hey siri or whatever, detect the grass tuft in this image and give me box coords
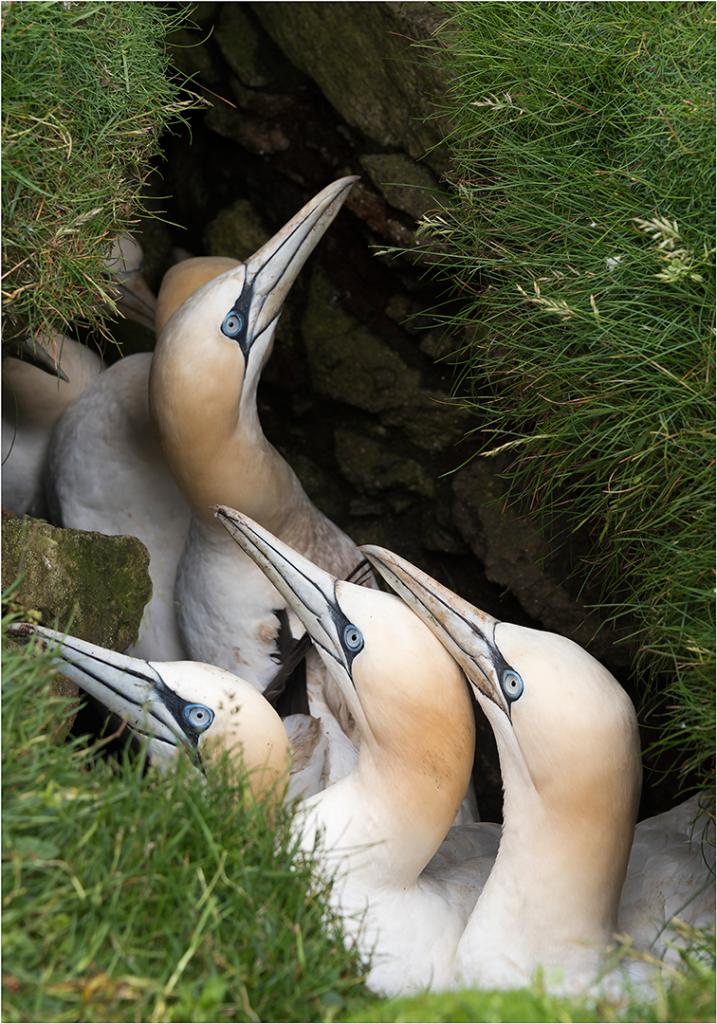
[2,2,198,345]
[417,2,715,788]
[2,614,369,1022]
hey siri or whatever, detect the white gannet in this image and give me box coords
[106,233,158,332]
[2,333,104,516]
[8,622,290,803]
[3,233,156,517]
[46,257,243,662]
[49,178,374,786]
[363,545,715,994]
[214,506,486,996]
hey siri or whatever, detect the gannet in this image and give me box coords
[106,233,158,332]
[214,507,486,996]
[363,545,715,994]
[2,334,104,516]
[49,178,374,786]
[47,257,242,661]
[3,233,155,517]
[8,622,290,803]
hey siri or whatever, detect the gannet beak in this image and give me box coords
[7,624,193,762]
[111,276,157,332]
[9,334,70,382]
[213,506,352,676]
[240,176,357,344]
[106,233,156,332]
[362,546,511,717]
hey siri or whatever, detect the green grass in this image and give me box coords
[416,2,715,788]
[4,613,714,1022]
[2,1,196,346]
[350,962,717,1023]
[2,617,370,1022]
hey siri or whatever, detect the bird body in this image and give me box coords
[47,352,190,660]
[3,335,104,516]
[619,793,715,957]
[363,546,715,996]
[215,508,480,995]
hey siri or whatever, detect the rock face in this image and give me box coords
[126,2,641,816]
[2,516,151,652]
[252,3,449,169]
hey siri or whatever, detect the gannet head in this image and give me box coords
[214,507,476,854]
[154,257,240,336]
[149,177,357,520]
[9,623,289,801]
[362,547,642,830]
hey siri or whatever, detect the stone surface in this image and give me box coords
[214,3,277,88]
[252,2,450,170]
[205,198,268,260]
[2,516,151,652]
[452,459,631,667]
[335,429,434,499]
[303,268,419,413]
[384,390,473,453]
[360,153,439,220]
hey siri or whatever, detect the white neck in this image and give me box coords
[456,738,633,990]
[301,737,465,890]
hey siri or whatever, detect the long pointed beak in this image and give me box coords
[242,176,357,342]
[213,506,351,673]
[106,233,157,332]
[8,624,187,759]
[361,546,510,716]
[9,333,70,382]
[111,275,157,332]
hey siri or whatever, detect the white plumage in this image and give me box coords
[364,545,715,995]
[47,179,373,788]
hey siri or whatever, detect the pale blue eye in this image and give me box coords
[221,311,244,338]
[501,669,524,702]
[183,703,214,732]
[343,624,364,653]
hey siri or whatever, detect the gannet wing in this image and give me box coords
[619,794,715,956]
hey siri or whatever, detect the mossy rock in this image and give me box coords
[205,199,268,261]
[253,2,450,170]
[2,516,151,652]
[303,269,419,413]
[214,4,298,89]
[335,429,434,499]
[360,154,439,220]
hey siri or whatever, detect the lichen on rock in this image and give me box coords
[360,153,439,220]
[303,269,419,413]
[2,516,151,652]
[253,2,449,169]
[335,429,434,499]
[205,199,268,261]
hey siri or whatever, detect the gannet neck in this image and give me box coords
[458,689,639,987]
[308,631,475,888]
[150,321,304,531]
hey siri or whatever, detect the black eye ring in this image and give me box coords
[221,311,244,339]
[500,669,524,702]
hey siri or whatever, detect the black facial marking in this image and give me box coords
[48,640,206,768]
[377,566,519,719]
[223,281,255,360]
